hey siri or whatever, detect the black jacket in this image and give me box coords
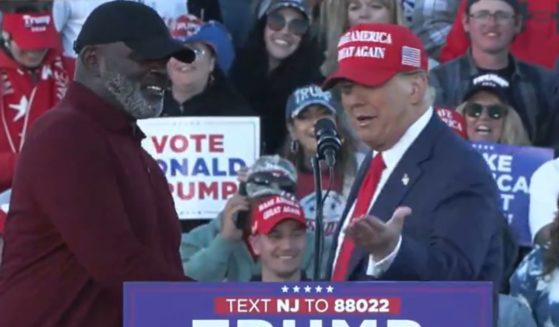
[162,69,255,118]
[230,18,324,155]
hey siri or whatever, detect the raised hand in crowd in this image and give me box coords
[237,167,250,183]
[220,194,250,241]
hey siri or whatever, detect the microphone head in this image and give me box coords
[314,118,342,166]
[314,118,337,139]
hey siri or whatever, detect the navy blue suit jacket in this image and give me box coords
[328,114,503,287]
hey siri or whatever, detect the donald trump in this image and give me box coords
[323,23,503,294]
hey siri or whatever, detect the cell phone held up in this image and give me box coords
[234,182,250,230]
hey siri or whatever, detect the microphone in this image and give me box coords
[314,118,342,168]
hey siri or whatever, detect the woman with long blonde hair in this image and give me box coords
[456,74,531,146]
[319,0,405,77]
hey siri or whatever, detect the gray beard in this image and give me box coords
[103,72,163,119]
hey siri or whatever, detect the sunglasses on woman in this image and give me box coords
[464,103,507,120]
[266,12,309,36]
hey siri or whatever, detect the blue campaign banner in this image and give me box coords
[472,142,553,246]
[123,282,493,327]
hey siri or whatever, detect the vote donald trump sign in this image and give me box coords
[138,117,260,219]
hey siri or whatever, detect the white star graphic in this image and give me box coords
[292,286,300,293]
[9,95,29,122]
[41,65,53,80]
[315,286,323,293]
[304,285,312,293]
[326,285,334,293]
[281,285,289,293]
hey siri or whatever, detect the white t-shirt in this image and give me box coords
[135,0,189,30]
[52,0,116,58]
[529,158,559,241]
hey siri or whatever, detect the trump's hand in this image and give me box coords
[345,207,412,260]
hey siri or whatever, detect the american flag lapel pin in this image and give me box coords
[402,173,409,186]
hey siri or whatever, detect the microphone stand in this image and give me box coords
[312,155,324,281]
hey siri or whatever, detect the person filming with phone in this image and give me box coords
[180,155,317,281]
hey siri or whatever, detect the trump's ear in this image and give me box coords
[404,72,428,105]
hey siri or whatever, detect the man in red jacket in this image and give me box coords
[0,10,69,193]
[0,2,196,327]
[440,0,559,69]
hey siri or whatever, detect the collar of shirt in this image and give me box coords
[376,107,433,171]
[64,81,145,141]
[465,49,525,80]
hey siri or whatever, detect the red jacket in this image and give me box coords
[0,49,69,192]
[440,0,559,68]
[0,82,190,327]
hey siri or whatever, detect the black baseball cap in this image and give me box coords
[266,0,311,20]
[462,73,510,104]
[74,1,195,63]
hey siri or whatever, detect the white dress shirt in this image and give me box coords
[529,158,559,242]
[332,107,433,278]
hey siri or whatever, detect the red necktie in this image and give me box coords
[332,153,385,281]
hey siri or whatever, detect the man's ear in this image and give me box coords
[79,45,102,77]
[406,72,428,105]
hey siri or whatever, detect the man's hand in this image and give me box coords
[220,194,250,241]
[345,207,412,260]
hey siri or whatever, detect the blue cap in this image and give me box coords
[286,84,339,121]
[171,15,235,74]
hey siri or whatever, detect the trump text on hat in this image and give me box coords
[294,86,331,105]
[23,15,51,32]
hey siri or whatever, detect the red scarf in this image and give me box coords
[0,49,69,191]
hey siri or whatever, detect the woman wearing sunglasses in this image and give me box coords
[456,73,530,145]
[230,0,323,155]
[163,15,255,120]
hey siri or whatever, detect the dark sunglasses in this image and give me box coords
[266,12,309,36]
[464,103,507,120]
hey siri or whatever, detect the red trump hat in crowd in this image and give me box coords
[2,12,61,51]
[435,107,468,139]
[323,23,428,89]
[251,195,306,235]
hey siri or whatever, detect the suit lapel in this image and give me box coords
[346,115,446,278]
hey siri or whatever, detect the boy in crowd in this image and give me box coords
[181,155,318,281]
[249,194,309,282]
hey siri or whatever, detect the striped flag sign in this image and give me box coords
[401,46,421,67]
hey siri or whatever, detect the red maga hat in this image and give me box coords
[2,12,61,51]
[323,23,428,89]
